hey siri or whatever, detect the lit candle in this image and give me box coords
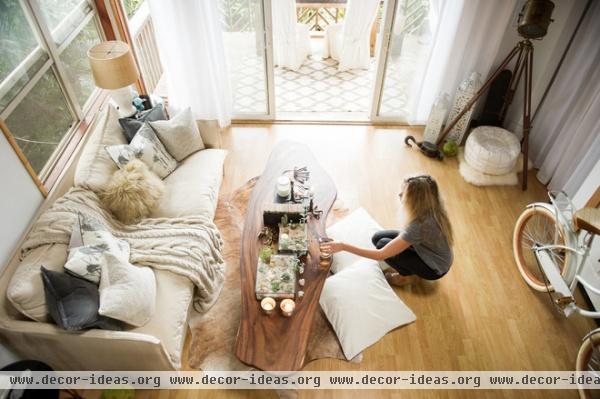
[280,299,295,317]
[261,297,276,316]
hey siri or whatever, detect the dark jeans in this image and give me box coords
[371,230,443,280]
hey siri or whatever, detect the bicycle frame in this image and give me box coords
[534,227,598,318]
[529,191,600,318]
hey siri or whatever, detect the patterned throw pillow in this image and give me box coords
[118,104,167,143]
[64,214,130,284]
[105,123,177,179]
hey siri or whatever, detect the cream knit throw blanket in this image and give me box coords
[21,187,225,313]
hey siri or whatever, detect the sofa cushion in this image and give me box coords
[105,124,178,179]
[7,244,68,322]
[134,269,194,368]
[119,104,167,143]
[152,149,227,220]
[98,253,156,327]
[74,104,126,193]
[150,108,205,161]
[41,267,123,331]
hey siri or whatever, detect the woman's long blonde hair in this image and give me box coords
[402,174,453,246]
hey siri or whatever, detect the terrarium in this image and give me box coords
[255,254,300,300]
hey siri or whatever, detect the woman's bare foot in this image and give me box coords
[384,270,417,287]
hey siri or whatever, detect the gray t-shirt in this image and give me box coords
[401,216,453,275]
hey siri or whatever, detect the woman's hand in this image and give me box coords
[320,241,345,254]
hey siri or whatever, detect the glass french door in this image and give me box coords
[220,0,274,119]
[370,0,438,122]
[222,0,435,122]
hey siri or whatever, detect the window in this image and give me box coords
[122,0,146,19]
[0,0,103,179]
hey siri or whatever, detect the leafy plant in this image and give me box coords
[259,246,272,264]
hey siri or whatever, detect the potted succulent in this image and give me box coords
[259,246,272,264]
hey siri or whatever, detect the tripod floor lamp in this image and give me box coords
[436,0,555,190]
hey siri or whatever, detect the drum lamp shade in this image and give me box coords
[88,41,139,90]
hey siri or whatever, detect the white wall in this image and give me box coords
[491,0,588,135]
[0,134,44,267]
[0,132,44,367]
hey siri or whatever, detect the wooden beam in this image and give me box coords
[585,186,600,208]
[0,119,48,198]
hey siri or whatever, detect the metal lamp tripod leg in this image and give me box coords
[435,40,534,191]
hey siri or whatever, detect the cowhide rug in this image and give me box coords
[188,177,360,372]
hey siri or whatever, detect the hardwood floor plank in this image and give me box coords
[142,123,593,399]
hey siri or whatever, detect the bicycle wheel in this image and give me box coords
[576,330,600,399]
[513,204,571,292]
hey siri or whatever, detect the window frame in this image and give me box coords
[0,0,106,192]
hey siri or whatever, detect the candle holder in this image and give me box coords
[280,299,295,317]
[260,297,276,316]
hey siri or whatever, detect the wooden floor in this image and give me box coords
[103,124,597,398]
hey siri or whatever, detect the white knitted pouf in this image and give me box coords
[464,126,521,175]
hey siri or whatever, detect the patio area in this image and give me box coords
[231,34,425,116]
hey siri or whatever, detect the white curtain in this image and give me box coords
[272,0,310,70]
[407,0,517,123]
[530,0,600,196]
[338,0,380,71]
[148,0,232,127]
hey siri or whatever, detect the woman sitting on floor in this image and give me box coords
[320,174,454,286]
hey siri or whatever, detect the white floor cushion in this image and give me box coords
[319,259,416,360]
[326,207,385,273]
[464,126,521,175]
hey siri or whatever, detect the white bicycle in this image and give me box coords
[512,191,599,317]
[513,191,600,399]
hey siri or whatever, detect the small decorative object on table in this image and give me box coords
[423,92,450,144]
[255,254,299,300]
[278,219,308,253]
[263,203,306,225]
[260,297,276,316]
[446,72,482,144]
[259,246,272,264]
[280,299,295,317]
[276,176,291,199]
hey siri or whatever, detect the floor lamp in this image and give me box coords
[436,0,555,191]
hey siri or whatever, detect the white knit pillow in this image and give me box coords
[98,253,156,327]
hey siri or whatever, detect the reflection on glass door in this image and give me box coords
[371,0,438,122]
[220,0,274,118]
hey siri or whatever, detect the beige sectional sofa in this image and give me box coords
[0,105,227,370]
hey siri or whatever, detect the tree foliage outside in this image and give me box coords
[122,0,145,19]
[1,0,100,175]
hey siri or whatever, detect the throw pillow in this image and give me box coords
[100,159,165,224]
[119,104,167,143]
[105,123,177,179]
[149,107,205,161]
[326,207,387,273]
[319,258,416,360]
[64,214,130,284]
[74,104,127,193]
[98,252,156,327]
[41,266,124,331]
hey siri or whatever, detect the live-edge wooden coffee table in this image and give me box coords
[235,141,337,371]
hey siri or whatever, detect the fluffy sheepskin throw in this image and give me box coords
[100,159,165,223]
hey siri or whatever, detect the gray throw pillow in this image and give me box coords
[105,124,177,179]
[41,266,123,331]
[118,104,167,143]
[149,107,205,161]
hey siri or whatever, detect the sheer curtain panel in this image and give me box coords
[148,0,232,127]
